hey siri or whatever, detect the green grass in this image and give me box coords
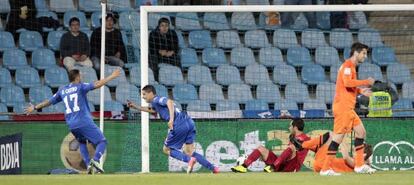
[1,171,414,185]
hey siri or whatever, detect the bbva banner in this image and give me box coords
[0,133,22,174]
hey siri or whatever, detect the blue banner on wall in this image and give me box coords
[242,110,328,119]
[0,133,22,175]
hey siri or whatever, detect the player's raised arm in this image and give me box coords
[127,100,156,114]
[166,99,175,130]
[24,100,52,115]
[93,68,121,89]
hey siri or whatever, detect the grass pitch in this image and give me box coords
[1,171,413,185]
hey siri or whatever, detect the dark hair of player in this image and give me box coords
[68,69,80,82]
[350,42,369,56]
[364,144,373,161]
[142,85,157,95]
[291,118,305,131]
[69,17,80,25]
[158,17,170,26]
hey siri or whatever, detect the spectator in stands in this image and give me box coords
[160,0,221,5]
[90,13,126,72]
[60,17,93,71]
[149,18,180,81]
[281,0,317,28]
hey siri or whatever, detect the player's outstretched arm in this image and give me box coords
[167,99,175,130]
[94,68,121,89]
[126,100,156,113]
[343,75,375,88]
[24,100,52,115]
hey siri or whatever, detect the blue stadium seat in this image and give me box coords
[244,30,271,48]
[285,83,310,103]
[228,84,253,103]
[47,31,66,51]
[202,48,227,67]
[91,11,102,29]
[216,31,242,49]
[0,68,12,88]
[129,66,157,86]
[329,28,353,49]
[3,49,29,70]
[136,0,158,6]
[216,101,240,111]
[175,13,202,31]
[29,86,53,104]
[187,100,211,112]
[63,11,90,31]
[358,63,384,82]
[180,48,198,68]
[75,67,98,84]
[273,64,300,85]
[0,31,16,51]
[44,67,69,88]
[291,13,309,30]
[187,65,214,86]
[49,0,76,13]
[392,99,413,117]
[0,85,25,107]
[358,28,384,47]
[119,11,140,31]
[230,47,255,67]
[301,64,327,85]
[349,11,368,30]
[403,82,414,101]
[173,84,198,103]
[13,102,29,113]
[246,0,270,5]
[19,31,44,52]
[372,46,398,66]
[115,83,140,105]
[0,0,11,13]
[259,47,284,67]
[231,12,257,31]
[104,101,124,112]
[303,99,327,110]
[203,13,230,31]
[330,63,341,82]
[246,100,269,111]
[32,49,57,70]
[274,100,298,110]
[273,29,299,49]
[0,18,3,31]
[79,0,101,12]
[315,46,341,67]
[153,84,168,98]
[216,64,243,86]
[301,29,328,49]
[316,82,335,104]
[316,12,330,30]
[223,0,241,4]
[0,103,9,120]
[159,65,184,86]
[257,84,281,103]
[104,65,127,87]
[148,13,172,30]
[188,30,213,49]
[245,63,271,85]
[131,31,140,49]
[15,67,41,88]
[107,0,133,12]
[387,63,412,84]
[87,86,112,105]
[176,30,186,48]
[199,84,225,103]
[287,47,312,67]
[42,102,66,113]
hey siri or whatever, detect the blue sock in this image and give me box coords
[192,152,215,171]
[79,142,90,166]
[93,140,107,162]
[170,148,190,163]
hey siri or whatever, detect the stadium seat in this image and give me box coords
[392,99,413,117]
[13,102,29,113]
[0,103,9,120]
[216,64,243,86]
[231,12,257,31]
[358,63,384,82]
[79,0,101,12]
[175,13,202,31]
[245,63,272,85]
[0,18,3,31]
[223,0,241,5]
[273,29,299,49]
[301,29,328,49]
[180,48,198,68]
[0,85,25,107]
[131,31,140,49]
[19,31,44,52]
[203,13,230,31]
[159,65,185,86]
[3,49,29,70]
[285,83,310,103]
[44,67,69,88]
[387,63,412,84]
[286,47,312,67]
[49,0,76,13]
[107,0,133,12]
[216,101,240,111]
[75,67,98,84]
[202,48,227,67]
[256,84,281,103]
[15,67,41,88]
[104,65,127,87]
[87,86,112,105]
[188,30,213,49]
[115,83,140,105]
[358,28,384,47]
[274,100,298,110]
[372,46,398,66]
[301,64,327,85]
[153,84,168,98]
[47,31,66,51]
[129,66,157,86]
[63,11,90,31]
[29,86,53,104]
[349,11,368,30]
[316,12,330,30]
[0,31,16,51]
[329,28,353,49]
[273,64,300,85]
[246,0,269,5]
[316,82,335,104]
[32,49,57,70]
[42,102,66,113]
[119,11,140,31]
[187,65,214,86]
[187,100,211,112]
[216,30,242,49]
[291,13,309,30]
[315,46,341,67]
[136,0,158,6]
[91,11,102,29]
[104,101,124,112]
[172,84,198,103]
[230,47,255,67]
[303,99,327,110]
[34,0,48,11]
[199,84,225,103]
[402,82,414,101]
[259,47,284,67]
[176,30,186,48]
[330,63,341,82]
[0,68,12,88]
[245,100,269,111]
[244,30,271,49]
[228,84,253,103]
[148,13,172,30]
[0,0,11,13]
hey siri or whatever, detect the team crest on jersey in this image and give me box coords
[344,68,352,75]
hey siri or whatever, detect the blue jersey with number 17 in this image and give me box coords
[48,83,95,129]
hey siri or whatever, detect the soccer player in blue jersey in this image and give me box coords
[127,85,219,174]
[25,68,121,174]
